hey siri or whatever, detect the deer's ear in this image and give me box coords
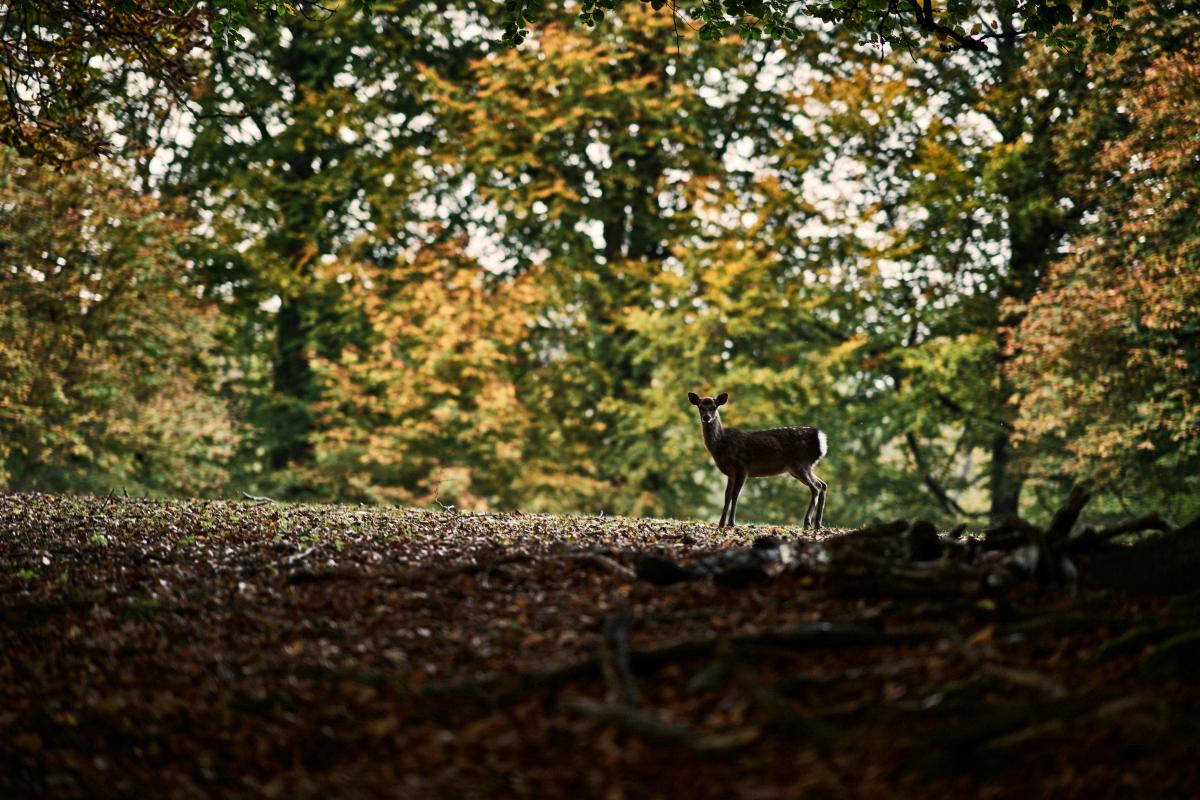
[715,393,728,406]
[688,392,701,406]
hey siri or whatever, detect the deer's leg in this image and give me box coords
[727,470,747,527]
[812,472,828,529]
[792,469,820,529]
[719,474,734,527]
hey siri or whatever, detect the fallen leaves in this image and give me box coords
[1,492,1198,798]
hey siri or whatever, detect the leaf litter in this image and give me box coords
[1,492,1198,798]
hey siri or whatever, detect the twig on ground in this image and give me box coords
[979,663,1068,698]
[430,475,456,513]
[564,551,637,581]
[284,546,316,566]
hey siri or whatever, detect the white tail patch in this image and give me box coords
[816,430,828,462]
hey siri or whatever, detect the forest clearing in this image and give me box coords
[3,492,1197,798]
[4,0,1199,796]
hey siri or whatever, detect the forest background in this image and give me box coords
[2,0,1197,527]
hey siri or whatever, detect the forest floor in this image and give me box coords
[1,492,1198,799]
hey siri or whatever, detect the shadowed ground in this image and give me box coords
[2,493,1197,798]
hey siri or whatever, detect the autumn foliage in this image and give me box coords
[1,2,1197,526]
[0,152,238,495]
[1010,23,1200,502]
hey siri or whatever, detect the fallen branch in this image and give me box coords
[843,519,910,539]
[934,696,1100,750]
[821,551,985,598]
[561,696,759,752]
[405,622,936,710]
[287,566,366,585]
[981,694,1160,753]
[1046,484,1092,544]
[999,611,1129,639]
[1060,512,1171,555]
[284,546,316,566]
[563,551,637,581]
[392,553,535,584]
[287,549,637,588]
[1090,513,1200,596]
[771,659,925,695]
[723,651,841,744]
[287,554,534,586]
[1090,624,1193,664]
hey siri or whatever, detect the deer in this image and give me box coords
[688,392,828,529]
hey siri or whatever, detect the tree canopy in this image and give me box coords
[2,0,1134,162]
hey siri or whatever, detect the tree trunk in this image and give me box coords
[269,295,314,469]
[989,425,1021,524]
[265,23,330,471]
[982,24,1086,523]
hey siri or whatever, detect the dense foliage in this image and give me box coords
[1,0,1196,526]
[1009,6,1200,517]
[0,151,237,494]
[1,1,1133,162]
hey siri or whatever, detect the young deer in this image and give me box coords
[688,391,828,529]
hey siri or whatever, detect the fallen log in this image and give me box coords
[820,551,986,598]
[1059,512,1171,555]
[1089,513,1200,596]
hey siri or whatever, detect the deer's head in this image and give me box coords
[688,391,728,425]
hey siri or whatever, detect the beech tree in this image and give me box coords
[169,3,486,486]
[1010,5,1200,517]
[0,148,237,494]
[317,9,785,515]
